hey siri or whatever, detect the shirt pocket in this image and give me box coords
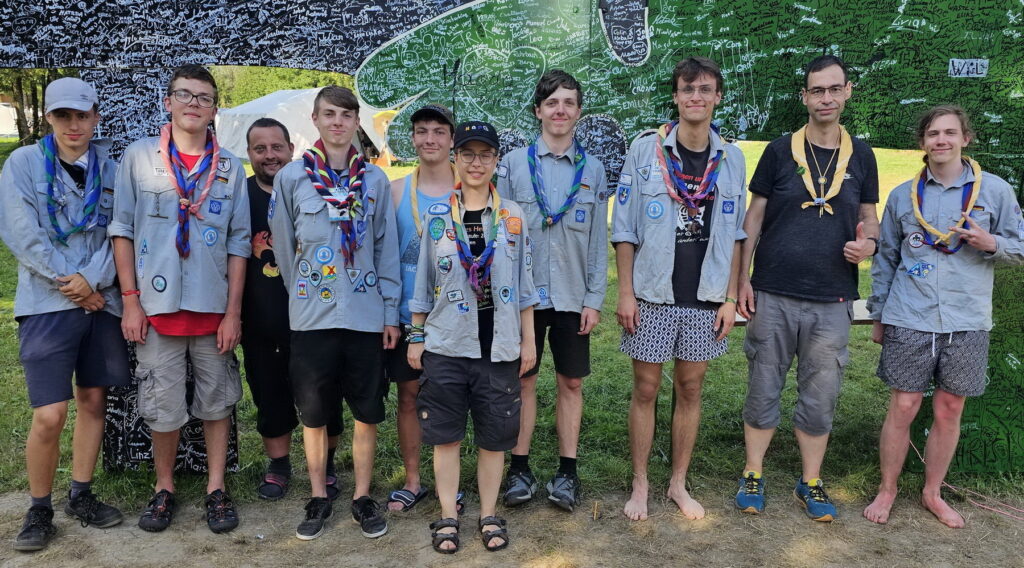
[200,186,232,231]
[567,190,595,232]
[295,195,332,245]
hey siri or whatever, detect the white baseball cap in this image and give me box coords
[44,77,98,114]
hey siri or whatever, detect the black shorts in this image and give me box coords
[289,329,387,427]
[18,309,131,408]
[384,327,421,383]
[417,351,521,451]
[522,309,591,378]
[242,327,341,438]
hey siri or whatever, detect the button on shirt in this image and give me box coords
[497,138,609,313]
[269,159,400,332]
[611,125,747,304]
[108,138,251,316]
[868,166,1024,332]
[0,141,121,317]
[409,193,539,362]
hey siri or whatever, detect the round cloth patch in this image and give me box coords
[647,201,665,220]
[908,232,925,248]
[315,246,334,264]
[318,286,335,303]
[152,275,167,293]
[438,256,452,274]
[365,271,378,287]
[202,227,218,246]
[298,259,312,277]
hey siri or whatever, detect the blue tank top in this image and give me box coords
[397,175,450,323]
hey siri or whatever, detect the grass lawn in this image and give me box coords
[0,142,1019,512]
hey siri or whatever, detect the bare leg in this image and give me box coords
[352,420,377,499]
[921,389,966,528]
[70,387,107,484]
[667,360,707,520]
[742,423,776,474]
[510,374,538,456]
[478,448,507,548]
[387,381,422,511]
[303,425,328,498]
[26,402,69,498]
[624,359,662,521]
[555,373,583,459]
[262,433,292,460]
[432,442,460,551]
[864,389,922,524]
[151,429,180,494]
[203,417,230,493]
[794,428,829,482]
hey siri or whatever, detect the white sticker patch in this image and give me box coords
[619,173,632,186]
[496,164,508,178]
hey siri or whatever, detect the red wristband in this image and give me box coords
[121,289,141,297]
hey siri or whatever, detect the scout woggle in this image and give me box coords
[39,133,102,245]
[527,140,586,227]
[160,124,220,258]
[791,124,852,217]
[655,121,724,210]
[303,140,374,267]
[409,162,459,236]
[450,183,501,299]
[911,157,983,254]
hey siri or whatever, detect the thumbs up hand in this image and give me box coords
[843,221,875,264]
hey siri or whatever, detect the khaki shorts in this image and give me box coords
[135,331,242,432]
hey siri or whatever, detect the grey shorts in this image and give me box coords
[135,331,243,432]
[18,309,131,408]
[877,325,989,397]
[620,300,727,363]
[742,291,852,436]
[417,351,521,451]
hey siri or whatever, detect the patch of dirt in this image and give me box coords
[0,489,1021,567]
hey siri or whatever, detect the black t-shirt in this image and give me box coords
[748,134,879,302]
[464,209,494,355]
[60,159,86,188]
[671,141,719,310]
[241,176,290,340]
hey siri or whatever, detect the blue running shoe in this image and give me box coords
[735,471,766,514]
[794,478,837,521]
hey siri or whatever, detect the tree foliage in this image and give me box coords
[210,66,354,108]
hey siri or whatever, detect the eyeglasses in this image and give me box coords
[676,85,717,97]
[456,149,497,165]
[805,85,846,99]
[169,89,216,108]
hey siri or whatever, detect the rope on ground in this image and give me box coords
[909,440,1024,522]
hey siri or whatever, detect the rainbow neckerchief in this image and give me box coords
[159,124,220,258]
[39,134,102,245]
[303,140,374,267]
[655,122,724,209]
[450,183,501,299]
[527,139,586,227]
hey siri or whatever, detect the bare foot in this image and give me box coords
[434,525,457,551]
[623,476,649,521]
[922,494,965,528]
[863,490,897,524]
[667,482,705,520]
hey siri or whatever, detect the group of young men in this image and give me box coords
[3,53,1021,553]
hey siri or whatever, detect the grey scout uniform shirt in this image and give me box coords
[497,138,609,313]
[0,141,122,318]
[270,159,400,332]
[868,165,1024,333]
[410,193,539,362]
[611,124,747,304]
[108,137,251,316]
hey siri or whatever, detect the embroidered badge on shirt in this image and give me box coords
[365,271,378,287]
[575,209,586,223]
[497,164,508,178]
[315,246,334,264]
[438,256,453,274]
[525,253,533,267]
[140,240,149,255]
[153,166,169,177]
[538,286,549,302]
[347,267,361,283]
[322,265,337,281]
[318,286,335,303]
[297,279,309,298]
[722,200,735,214]
[268,190,276,219]
[434,285,441,299]
[447,289,464,302]
[637,165,651,181]
[136,257,144,279]
[457,301,470,313]
[152,275,167,293]
[353,278,367,293]
[97,214,109,227]
[647,201,664,219]
[445,228,456,241]
[309,271,322,286]
[617,184,631,205]
[217,157,230,172]
[499,286,512,304]
[506,217,522,235]
[427,203,451,215]
[907,262,935,278]
[203,227,218,246]
[429,217,446,240]
[216,175,229,184]
[298,259,312,277]
[208,200,222,215]
[908,232,925,248]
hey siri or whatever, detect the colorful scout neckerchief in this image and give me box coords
[159,124,220,258]
[450,183,502,299]
[911,157,983,254]
[655,121,724,210]
[303,140,374,267]
[39,134,102,245]
[409,162,459,236]
[527,139,586,227]
[791,124,852,217]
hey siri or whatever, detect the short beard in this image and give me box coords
[254,170,276,187]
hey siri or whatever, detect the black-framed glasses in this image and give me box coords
[456,149,497,165]
[169,89,216,108]
[805,85,845,99]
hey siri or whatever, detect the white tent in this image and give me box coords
[0,103,18,138]
[215,88,388,161]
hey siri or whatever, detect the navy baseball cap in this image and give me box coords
[410,103,456,130]
[454,120,499,150]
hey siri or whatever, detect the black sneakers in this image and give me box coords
[296,497,333,540]
[205,489,240,533]
[13,506,57,552]
[65,490,124,528]
[546,472,582,512]
[351,496,388,538]
[502,469,538,507]
[138,489,176,532]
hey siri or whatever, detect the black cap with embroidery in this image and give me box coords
[453,120,499,150]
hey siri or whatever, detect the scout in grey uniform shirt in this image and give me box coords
[0,140,122,318]
[611,124,747,303]
[496,137,608,312]
[108,138,251,313]
[409,194,539,362]
[269,160,400,332]
[869,167,1024,332]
